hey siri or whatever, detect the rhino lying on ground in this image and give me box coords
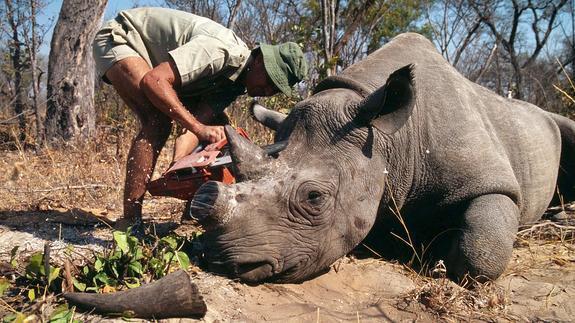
[65,32,575,318]
[193,32,575,283]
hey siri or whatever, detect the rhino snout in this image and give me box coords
[190,181,237,228]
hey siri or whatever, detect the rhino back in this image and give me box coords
[316,33,449,95]
[403,62,560,225]
[312,32,560,225]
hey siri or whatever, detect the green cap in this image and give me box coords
[259,42,307,95]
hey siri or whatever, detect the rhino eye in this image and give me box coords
[307,191,324,205]
[290,180,334,223]
[300,186,330,213]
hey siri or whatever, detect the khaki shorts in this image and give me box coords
[92,19,144,83]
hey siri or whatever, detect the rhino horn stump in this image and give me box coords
[64,270,207,319]
[225,125,270,181]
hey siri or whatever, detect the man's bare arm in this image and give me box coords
[139,60,224,143]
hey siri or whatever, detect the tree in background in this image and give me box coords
[0,0,571,152]
[27,0,44,144]
[165,0,226,21]
[470,0,569,100]
[0,0,48,145]
[424,0,488,78]
[45,0,107,144]
[165,0,299,47]
[554,0,574,116]
[279,0,428,81]
[426,0,572,113]
[3,0,26,143]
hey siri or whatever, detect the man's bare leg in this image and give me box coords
[105,57,172,225]
[173,130,199,162]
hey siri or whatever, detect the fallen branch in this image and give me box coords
[63,260,74,293]
[544,203,575,213]
[518,221,575,233]
[0,109,35,125]
[43,242,51,286]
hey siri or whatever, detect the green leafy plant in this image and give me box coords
[73,227,192,293]
[1,229,197,322]
[0,278,10,296]
[1,304,78,323]
[2,312,32,323]
[22,252,62,301]
[25,253,61,288]
[47,304,79,323]
[9,247,18,269]
[0,248,66,323]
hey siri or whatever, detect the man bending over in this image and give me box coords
[92,7,307,229]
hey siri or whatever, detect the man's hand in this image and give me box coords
[196,125,225,143]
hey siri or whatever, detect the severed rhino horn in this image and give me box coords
[250,100,287,131]
[225,125,271,181]
[63,270,206,319]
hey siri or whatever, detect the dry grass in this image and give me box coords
[1,138,125,214]
[400,275,511,321]
[395,251,514,321]
[396,207,575,322]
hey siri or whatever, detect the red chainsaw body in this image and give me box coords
[147,128,249,200]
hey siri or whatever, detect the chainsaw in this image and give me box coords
[147,128,287,200]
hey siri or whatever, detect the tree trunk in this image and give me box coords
[320,0,337,77]
[45,0,108,143]
[29,0,43,145]
[226,0,242,29]
[5,0,26,144]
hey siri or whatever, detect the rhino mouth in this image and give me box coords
[207,255,279,283]
[231,260,305,283]
[234,261,274,282]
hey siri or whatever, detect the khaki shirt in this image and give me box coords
[109,7,251,111]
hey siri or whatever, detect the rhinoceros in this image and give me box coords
[191,32,575,284]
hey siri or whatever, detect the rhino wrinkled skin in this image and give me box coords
[191,33,575,283]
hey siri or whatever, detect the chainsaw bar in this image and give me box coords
[147,127,287,200]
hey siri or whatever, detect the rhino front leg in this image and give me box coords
[446,194,519,282]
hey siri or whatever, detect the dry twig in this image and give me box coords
[517,221,575,241]
[0,184,116,194]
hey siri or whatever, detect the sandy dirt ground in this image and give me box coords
[0,200,574,322]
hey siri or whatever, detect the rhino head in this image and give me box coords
[192,65,415,283]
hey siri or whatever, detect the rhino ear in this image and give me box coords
[354,64,415,134]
